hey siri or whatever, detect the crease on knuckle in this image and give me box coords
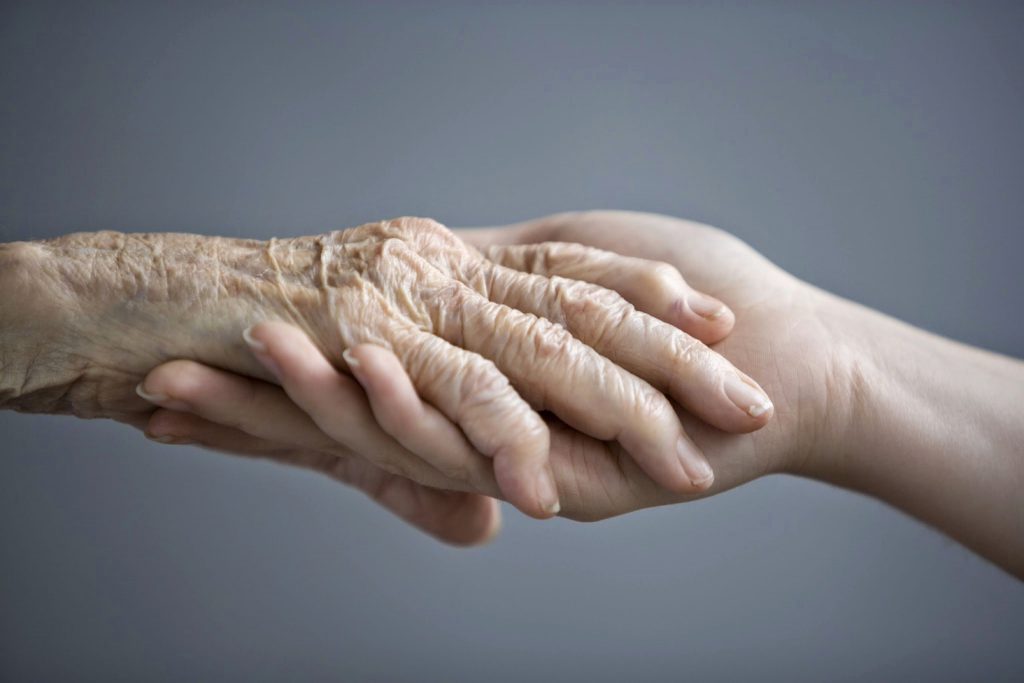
[667,330,702,371]
[631,384,674,428]
[559,281,636,347]
[456,357,513,422]
[638,262,685,300]
[528,314,576,363]
[435,458,473,486]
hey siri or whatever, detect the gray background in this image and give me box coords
[1,1,1022,680]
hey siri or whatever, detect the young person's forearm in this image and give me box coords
[829,305,1024,576]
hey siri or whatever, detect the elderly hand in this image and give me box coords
[135,212,807,540]
[1,217,771,520]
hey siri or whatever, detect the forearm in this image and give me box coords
[830,305,1024,576]
[0,240,80,413]
[0,231,313,419]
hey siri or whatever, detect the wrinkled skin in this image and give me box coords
[138,211,858,543]
[3,217,772,519]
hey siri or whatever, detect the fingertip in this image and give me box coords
[145,408,197,444]
[492,443,558,520]
[345,343,419,417]
[138,361,208,412]
[448,497,504,546]
[669,297,735,344]
[537,464,561,518]
[723,373,775,432]
[669,434,715,493]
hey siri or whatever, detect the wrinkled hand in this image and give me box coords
[137,212,840,543]
[119,217,771,521]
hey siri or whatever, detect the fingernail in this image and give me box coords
[136,382,191,412]
[136,382,167,403]
[537,470,561,516]
[678,436,714,489]
[724,374,774,418]
[687,293,727,320]
[242,325,267,353]
[342,348,360,369]
[243,326,282,379]
[145,432,194,445]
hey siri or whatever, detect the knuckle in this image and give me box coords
[460,357,513,409]
[666,332,706,374]
[516,414,551,452]
[435,459,472,485]
[560,280,631,317]
[631,384,674,425]
[528,315,576,361]
[639,262,685,295]
[376,236,411,260]
[394,216,462,251]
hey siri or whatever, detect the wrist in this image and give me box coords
[808,302,1024,575]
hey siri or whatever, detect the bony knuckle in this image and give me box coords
[667,332,703,370]
[395,217,464,252]
[376,236,411,260]
[517,415,551,450]
[461,358,512,407]
[629,263,680,302]
[633,386,674,425]
[560,279,623,306]
[529,317,575,361]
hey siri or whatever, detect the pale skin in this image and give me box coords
[134,211,1023,578]
[0,216,772,522]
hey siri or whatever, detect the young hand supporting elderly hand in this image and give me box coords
[134,211,1024,578]
[0,217,771,521]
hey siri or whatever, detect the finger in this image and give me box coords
[383,326,559,519]
[143,409,502,546]
[137,357,492,496]
[431,285,714,493]
[242,322,502,499]
[342,342,503,500]
[475,262,773,434]
[482,242,734,344]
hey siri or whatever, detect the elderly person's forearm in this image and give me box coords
[1,232,303,418]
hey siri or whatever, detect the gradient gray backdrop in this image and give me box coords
[2,1,1022,681]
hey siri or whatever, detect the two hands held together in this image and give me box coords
[2,212,1022,576]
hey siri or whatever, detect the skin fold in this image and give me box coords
[0,216,773,520]
[136,211,1023,578]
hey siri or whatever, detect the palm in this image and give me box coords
[463,211,843,519]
